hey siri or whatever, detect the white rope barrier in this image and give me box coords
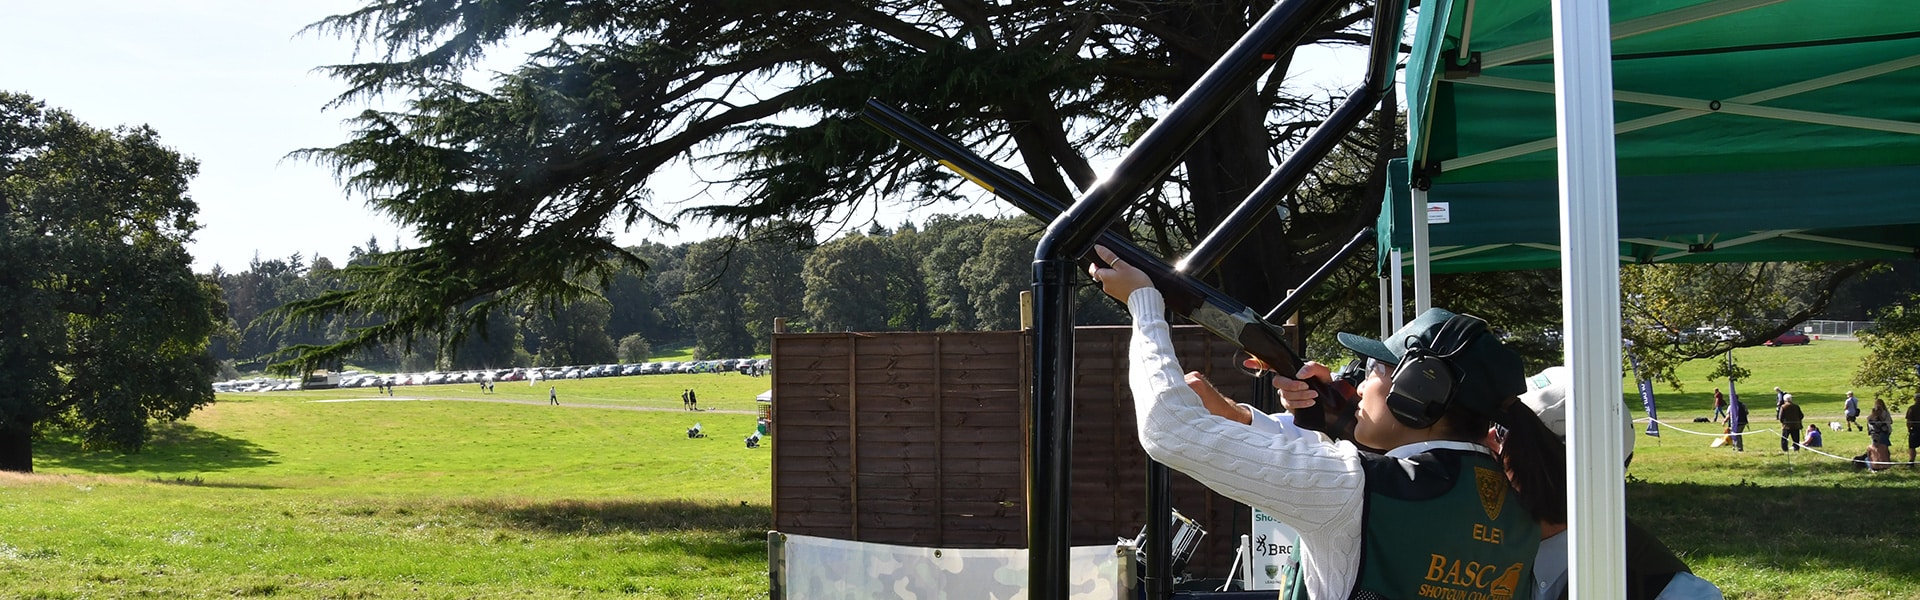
[1636,418,1771,438]
[1636,418,1918,467]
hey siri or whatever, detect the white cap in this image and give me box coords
[1517,366,1636,461]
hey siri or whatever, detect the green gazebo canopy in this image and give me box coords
[1381,0,1920,273]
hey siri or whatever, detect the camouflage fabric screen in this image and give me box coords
[772,532,1132,599]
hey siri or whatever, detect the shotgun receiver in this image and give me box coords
[860,100,1373,441]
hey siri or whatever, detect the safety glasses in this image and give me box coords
[1336,357,1395,388]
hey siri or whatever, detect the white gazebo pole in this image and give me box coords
[1411,190,1432,313]
[1552,0,1626,598]
[1380,272,1393,337]
[1390,249,1406,333]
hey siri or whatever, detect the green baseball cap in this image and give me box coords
[1337,307,1528,419]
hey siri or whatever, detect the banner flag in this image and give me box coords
[1628,353,1659,437]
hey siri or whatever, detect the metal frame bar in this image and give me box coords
[1443,54,1920,171]
[1180,0,1404,276]
[1481,0,1788,69]
[1780,232,1917,254]
[1647,229,1794,262]
[1462,74,1920,134]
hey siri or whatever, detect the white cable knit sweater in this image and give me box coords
[1126,288,1367,599]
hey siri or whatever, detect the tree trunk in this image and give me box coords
[1187,96,1301,313]
[1173,4,1305,313]
[0,414,33,473]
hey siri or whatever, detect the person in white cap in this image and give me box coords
[1509,366,1723,600]
[1090,246,1561,600]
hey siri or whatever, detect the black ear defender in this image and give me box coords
[1385,314,1489,428]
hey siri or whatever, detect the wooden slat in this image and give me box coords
[773,325,1262,570]
[773,389,1019,415]
[772,470,853,488]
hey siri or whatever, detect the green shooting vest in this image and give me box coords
[1286,447,1539,600]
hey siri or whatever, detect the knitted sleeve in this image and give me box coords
[1125,287,1366,600]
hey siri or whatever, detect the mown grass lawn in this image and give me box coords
[1620,339,1920,600]
[2,371,774,599]
[4,342,1918,598]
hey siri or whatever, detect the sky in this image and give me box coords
[2,1,1367,274]
[1,1,421,272]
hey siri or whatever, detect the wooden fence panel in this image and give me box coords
[771,325,1288,579]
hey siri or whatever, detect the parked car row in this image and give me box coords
[1660,325,1814,347]
[212,378,299,393]
[217,358,772,393]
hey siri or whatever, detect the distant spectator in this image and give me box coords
[1906,398,1920,468]
[1727,393,1749,452]
[1867,398,1894,470]
[1778,394,1804,452]
[688,388,698,411]
[1711,389,1727,422]
[549,386,559,406]
[1773,387,1786,419]
[1844,391,1861,432]
[1803,424,1822,448]
[745,430,762,449]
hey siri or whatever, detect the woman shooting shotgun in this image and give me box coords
[1090,244,1562,600]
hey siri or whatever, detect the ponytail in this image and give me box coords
[1492,400,1566,525]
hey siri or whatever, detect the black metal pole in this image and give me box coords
[1145,460,1172,598]
[1029,257,1077,599]
[1036,0,1350,259]
[1180,0,1407,277]
[1264,227,1378,323]
[863,99,1371,441]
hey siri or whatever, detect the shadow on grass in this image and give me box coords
[38,420,278,475]
[1627,474,1920,583]
[461,497,772,539]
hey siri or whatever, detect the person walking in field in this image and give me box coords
[1778,394,1804,451]
[549,386,559,406]
[1711,389,1727,422]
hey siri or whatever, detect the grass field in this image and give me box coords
[2,372,775,599]
[1621,339,1920,600]
[3,341,1918,598]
